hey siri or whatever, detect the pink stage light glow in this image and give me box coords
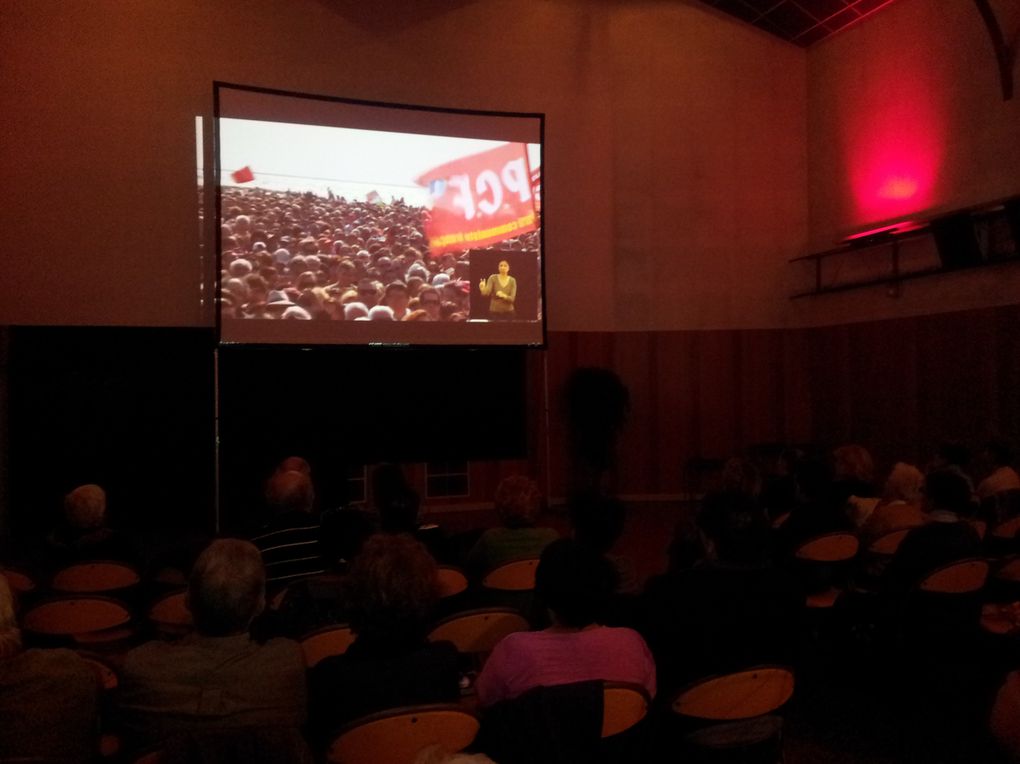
[847,70,945,225]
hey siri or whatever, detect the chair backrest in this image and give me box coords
[868,528,913,555]
[481,558,540,591]
[52,561,140,593]
[436,566,469,598]
[770,512,791,529]
[671,666,795,721]
[147,589,193,636]
[993,516,1020,541]
[326,704,479,764]
[427,607,529,655]
[602,682,650,738]
[794,532,859,563]
[996,556,1020,583]
[918,558,990,594]
[1,567,37,595]
[77,651,119,692]
[22,596,132,636]
[969,519,988,541]
[300,624,357,668]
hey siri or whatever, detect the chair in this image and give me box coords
[794,532,860,608]
[992,516,1020,542]
[427,607,529,665]
[602,681,651,737]
[51,560,141,594]
[671,666,795,761]
[147,589,193,638]
[868,528,913,556]
[918,558,989,594]
[436,566,469,598]
[481,558,539,591]
[22,596,133,645]
[1,567,37,595]
[326,704,479,764]
[300,623,356,668]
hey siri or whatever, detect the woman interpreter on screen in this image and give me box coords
[478,259,517,320]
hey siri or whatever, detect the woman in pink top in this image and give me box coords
[475,539,656,707]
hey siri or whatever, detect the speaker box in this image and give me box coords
[931,213,982,269]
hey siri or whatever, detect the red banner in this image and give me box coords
[231,165,254,183]
[416,143,537,256]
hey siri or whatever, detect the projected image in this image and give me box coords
[217,116,542,344]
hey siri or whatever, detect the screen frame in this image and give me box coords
[212,81,547,349]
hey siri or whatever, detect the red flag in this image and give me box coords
[231,166,254,183]
[416,143,537,256]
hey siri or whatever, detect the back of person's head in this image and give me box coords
[372,464,420,534]
[721,457,761,497]
[188,539,266,636]
[64,484,106,529]
[535,538,615,629]
[494,475,542,529]
[924,469,972,515]
[349,533,437,635]
[266,470,315,515]
[698,492,769,565]
[276,455,311,476]
[883,462,925,504]
[0,575,21,655]
[570,494,626,555]
[833,444,874,484]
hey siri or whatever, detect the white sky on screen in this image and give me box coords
[219,118,541,204]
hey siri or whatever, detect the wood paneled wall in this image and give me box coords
[527,303,1020,499]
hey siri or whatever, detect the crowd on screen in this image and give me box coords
[218,187,539,322]
[3,436,1020,761]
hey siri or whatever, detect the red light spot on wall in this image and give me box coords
[847,67,944,225]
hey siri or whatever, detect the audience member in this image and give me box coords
[860,462,925,543]
[119,539,306,749]
[641,501,801,691]
[467,476,558,575]
[475,539,655,708]
[883,469,982,592]
[832,443,877,509]
[252,469,325,587]
[0,575,99,761]
[776,457,854,558]
[308,534,458,743]
[47,483,136,565]
[571,494,638,595]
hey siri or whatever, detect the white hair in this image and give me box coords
[883,462,925,504]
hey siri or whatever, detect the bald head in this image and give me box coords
[266,470,315,515]
[64,484,106,529]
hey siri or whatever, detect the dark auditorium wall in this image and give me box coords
[1,0,805,331]
[537,303,1020,499]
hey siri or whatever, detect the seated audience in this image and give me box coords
[474,539,655,708]
[977,439,1020,500]
[372,463,449,561]
[308,533,459,743]
[251,468,325,587]
[884,469,982,592]
[119,539,306,749]
[832,443,877,510]
[861,462,926,544]
[0,575,99,761]
[641,506,801,691]
[47,482,136,565]
[571,494,638,595]
[467,476,558,575]
[775,457,854,559]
